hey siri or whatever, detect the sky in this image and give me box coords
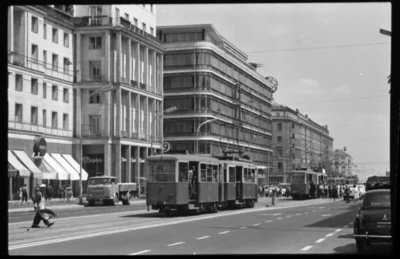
[157,3,391,182]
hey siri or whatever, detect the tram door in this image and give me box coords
[219,164,225,202]
[189,162,199,200]
[236,166,243,198]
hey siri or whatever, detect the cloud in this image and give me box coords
[295,78,324,95]
[333,84,351,94]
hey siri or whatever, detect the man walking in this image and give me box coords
[31,185,55,228]
[46,184,53,201]
[344,185,350,203]
[20,184,28,203]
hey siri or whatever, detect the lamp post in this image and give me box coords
[79,83,115,205]
[150,106,177,156]
[196,118,217,154]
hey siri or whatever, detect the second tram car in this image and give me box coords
[289,169,326,200]
[146,154,258,215]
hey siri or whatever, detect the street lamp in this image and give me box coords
[150,106,177,156]
[79,83,116,204]
[196,118,217,154]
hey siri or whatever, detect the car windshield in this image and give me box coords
[88,178,113,185]
[363,193,390,208]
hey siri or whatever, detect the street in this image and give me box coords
[8,198,392,255]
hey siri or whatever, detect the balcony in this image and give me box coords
[73,16,112,27]
[8,120,72,138]
[34,5,73,24]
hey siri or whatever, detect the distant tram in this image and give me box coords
[289,169,327,200]
[146,154,258,215]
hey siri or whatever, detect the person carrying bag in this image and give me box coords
[31,185,55,228]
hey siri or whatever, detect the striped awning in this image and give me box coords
[43,153,69,180]
[8,150,30,177]
[62,154,88,181]
[8,163,18,178]
[51,153,81,181]
[13,150,42,178]
[40,159,57,180]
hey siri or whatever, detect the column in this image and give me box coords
[135,42,140,83]
[76,33,81,82]
[9,178,13,201]
[152,99,156,147]
[126,145,131,182]
[115,143,121,181]
[135,146,140,185]
[8,6,14,64]
[127,39,131,83]
[104,31,111,82]
[144,46,148,89]
[24,11,28,65]
[116,86,121,137]
[152,51,156,93]
[104,143,112,176]
[159,101,163,149]
[127,92,131,138]
[160,52,164,96]
[136,94,140,137]
[145,96,149,141]
[143,147,149,195]
[116,32,122,83]
[103,91,112,137]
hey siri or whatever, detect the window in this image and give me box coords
[89,115,101,135]
[52,54,58,70]
[89,37,102,49]
[52,85,58,101]
[43,83,47,98]
[63,58,70,74]
[150,4,153,12]
[150,27,154,36]
[277,123,282,131]
[89,90,101,103]
[133,18,138,27]
[292,133,295,139]
[15,74,23,91]
[63,114,69,130]
[63,33,69,47]
[278,162,283,170]
[52,28,58,43]
[15,103,22,122]
[89,61,101,81]
[200,164,207,182]
[277,148,283,157]
[178,162,188,182]
[31,107,38,125]
[43,24,47,39]
[63,88,69,103]
[42,110,47,127]
[31,44,38,62]
[31,16,38,33]
[142,22,146,32]
[277,136,282,143]
[31,78,38,95]
[292,123,295,129]
[51,112,58,128]
[43,50,47,68]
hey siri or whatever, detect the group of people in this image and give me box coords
[18,184,73,203]
[259,185,291,199]
[310,181,360,203]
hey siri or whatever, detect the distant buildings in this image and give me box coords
[332,148,354,177]
[157,24,274,185]
[270,102,334,184]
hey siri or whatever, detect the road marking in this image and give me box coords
[301,246,313,251]
[296,213,301,216]
[219,231,230,235]
[239,227,247,229]
[312,210,317,212]
[167,242,185,247]
[260,213,281,216]
[315,238,325,243]
[286,215,292,218]
[196,236,210,240]
[304,212,308,214]
[326,233,334,237]
[130,250,151,255]
[277,217,283,220]
[335,229,342,232]
[253,223,261,226]
[319,207,325,208]
[322,214,331,217]
[10,199,334,250]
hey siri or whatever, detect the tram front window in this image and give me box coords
[149,160,175,182]
[178,162,189,182]
[292,173,305,184]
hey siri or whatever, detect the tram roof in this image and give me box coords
[291,169,324,175]
[147,154,220,163]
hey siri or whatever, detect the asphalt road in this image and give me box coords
[8,198,392,255]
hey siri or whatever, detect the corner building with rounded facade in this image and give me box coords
[72,5,164,189]
[157,24,273,185]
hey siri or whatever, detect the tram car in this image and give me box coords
[146,153,258,215]
[289,169,326,200]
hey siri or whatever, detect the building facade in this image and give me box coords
[72,5,164,192]
[332,148,354,177]
[157,24,274,185]
[271,102,334,184]
[8,5,76,200]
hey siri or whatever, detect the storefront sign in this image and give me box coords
[33,137,47,157]
[83,156,103,163]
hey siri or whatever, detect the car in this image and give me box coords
[353,189,391,252]
[357,184,366,199]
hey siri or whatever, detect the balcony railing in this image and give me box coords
[73,16,112,27]
[8,120,72,137]
[34,5,73,24]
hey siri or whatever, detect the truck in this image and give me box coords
[86,176,137,206]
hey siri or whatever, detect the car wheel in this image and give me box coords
[356,239,365,252]
[88,200,95,206]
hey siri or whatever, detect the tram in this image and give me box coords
[146,153,258,215]
[289,169,326,200]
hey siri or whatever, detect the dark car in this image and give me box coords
[353,189,391,252]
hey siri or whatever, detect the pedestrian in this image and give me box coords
[339,185,343,199]
[271,186,277,205]
[20,184,28,203]
[286,185,291,198]
[353,184,359,203]
[46,184,53,201]
[344,185,350,203]
[31,184,55,228]
[332,184,337,201]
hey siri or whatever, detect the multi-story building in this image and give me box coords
[332,148,354,177]
[72,5,164,192]
[7,5,79,200]
[157,24,274,185]
[271,102,334,184]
